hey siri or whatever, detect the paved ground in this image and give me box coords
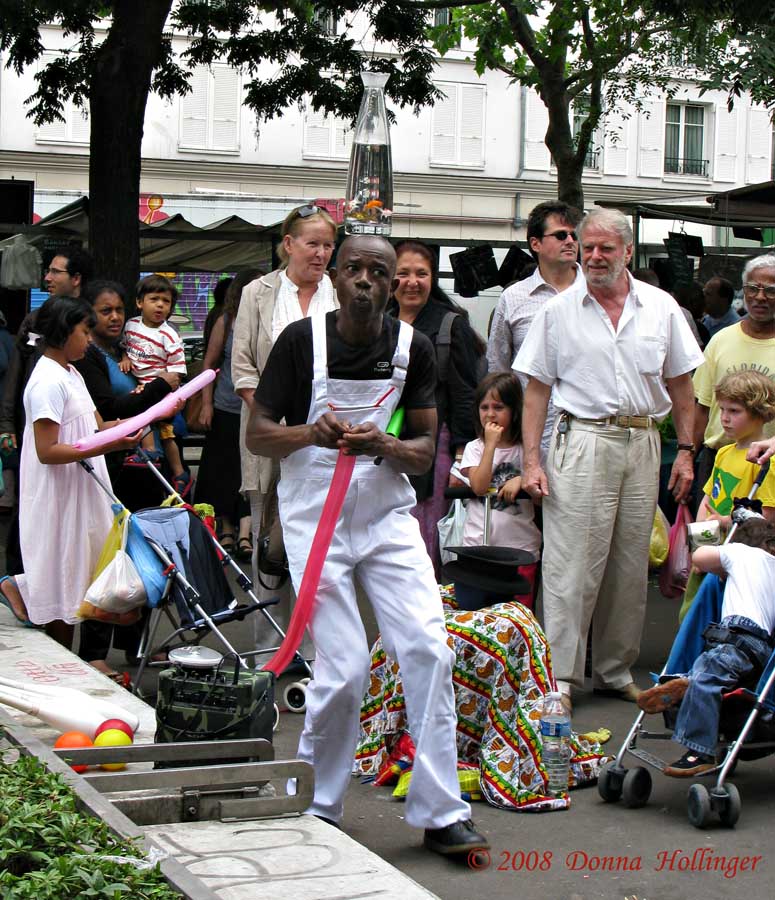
[3,509,774,900]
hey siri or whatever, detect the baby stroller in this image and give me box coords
[598,461,774,828]
[79,453,313,710]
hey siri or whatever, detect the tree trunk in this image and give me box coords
[88,0,173,295]
[539,74,587,211]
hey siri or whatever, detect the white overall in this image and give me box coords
[279,314,471,828]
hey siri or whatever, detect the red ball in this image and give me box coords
[94,718,135,740]
[54,730,93,773]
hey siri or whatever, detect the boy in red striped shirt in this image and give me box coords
[122,274,191,495]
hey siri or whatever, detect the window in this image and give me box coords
[302,105,353,160]
[179,65,240,152]
[431,82,485,168]
[432,8,461,48]
[571,98,600,169]
[36,53,90,145]
[664,103,708,176]
[313,9,337,35]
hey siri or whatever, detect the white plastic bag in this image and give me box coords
[0,235,42,289]
[438,499,467,565]
[79,513,146,619]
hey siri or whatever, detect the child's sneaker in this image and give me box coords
[124,450,162,468]
[663,750,714,778]
[173,470,193,498]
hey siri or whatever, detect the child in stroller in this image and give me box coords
[639,517,775,776]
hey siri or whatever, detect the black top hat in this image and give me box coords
[442,545,535,596]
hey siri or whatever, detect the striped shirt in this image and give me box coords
[123,317,186,384]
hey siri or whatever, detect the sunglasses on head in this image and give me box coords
[296,204,320,219]
[543,229,578,242]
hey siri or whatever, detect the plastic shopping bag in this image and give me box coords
[438,499,467,565]
[658,504,693,599]
[78,508,147,622]
[648,506,670,569]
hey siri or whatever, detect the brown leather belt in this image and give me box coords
[571,414,654,429]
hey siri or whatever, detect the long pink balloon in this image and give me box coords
[263,451,356,676]
[74,369,217,452]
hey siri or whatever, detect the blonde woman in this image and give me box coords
[231,205,338,656]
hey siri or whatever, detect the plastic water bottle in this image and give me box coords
[540,691,571,795]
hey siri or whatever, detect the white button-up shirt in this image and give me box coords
[514,274,704,420]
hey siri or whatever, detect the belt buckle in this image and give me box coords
[616,415,630,428]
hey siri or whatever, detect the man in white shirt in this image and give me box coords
[488,202,584,460]
[515,208,703,710]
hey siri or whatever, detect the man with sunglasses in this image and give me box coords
[515,208,703,713]
[488,202,584,460]
[693,254,775,493]
[247,234,489,858]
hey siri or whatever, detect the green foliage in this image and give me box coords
[0,754,180,899]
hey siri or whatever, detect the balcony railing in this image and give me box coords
[583,149,600,169]
[664,156,709,177]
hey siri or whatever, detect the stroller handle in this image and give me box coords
[754,459,771,487]
[445,485,531,501]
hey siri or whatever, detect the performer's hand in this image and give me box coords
[339,422,385,457]
[311,412,350,449]
[523,461,549,501]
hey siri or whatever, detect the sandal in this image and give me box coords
[219,532,236,553]
[0,575,39,628]
[237,536,253,562]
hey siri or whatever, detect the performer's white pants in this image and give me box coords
[280,472,471,829]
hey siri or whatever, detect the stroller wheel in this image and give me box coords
[272,703,280,732]
[621,767,652,809]
[687,783,711,828]
[714,782,741,828]
[597,762,625,803]
[284,681,307,713]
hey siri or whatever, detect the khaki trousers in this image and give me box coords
[541,420,660,691]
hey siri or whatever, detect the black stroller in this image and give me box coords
[598,461,775,828]
[79,454,313,712]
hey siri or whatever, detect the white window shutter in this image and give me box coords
[211,67,240,150]
[603,108,629,175]
[180,67,210,148]
[637,100,664,177]
[431,84,458,164]
[303,105,333,157]
[70,105,90,143]
[459,84,485,167]
[333,118,353,159]
[714,105,738,182]
[745,107,771,184]
[38,114,69,142]
[523,89,550,171]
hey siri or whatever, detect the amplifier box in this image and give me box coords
[155,666,274,767]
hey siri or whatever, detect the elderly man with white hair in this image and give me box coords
[693,253,775,495]
[515,208,704,711]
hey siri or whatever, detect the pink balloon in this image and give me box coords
[263,451,356,676]
[73,369,217,453]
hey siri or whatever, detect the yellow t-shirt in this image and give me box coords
[693,323,775,449]
[703,443,775,515]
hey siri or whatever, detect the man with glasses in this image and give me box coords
[487,202,584,460]
[693,254,775,493]
[516,208,703,712]
[43,247,92,299]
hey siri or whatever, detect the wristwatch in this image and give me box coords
[676,443,695,454]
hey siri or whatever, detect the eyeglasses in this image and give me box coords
[543,230,578,242]
[282,204,321,238]
[46,266,68,275]
[743,282,775,301]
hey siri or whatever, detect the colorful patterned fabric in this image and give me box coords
[355,589,606,812]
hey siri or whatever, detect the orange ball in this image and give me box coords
[54,730,93,773]
[93,727,133,771]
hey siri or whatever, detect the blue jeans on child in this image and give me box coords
[673,615,773,757]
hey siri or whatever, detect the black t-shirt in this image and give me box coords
[255,311,437,426]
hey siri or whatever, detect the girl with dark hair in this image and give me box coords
[0,296,141,649]
[458,371,540,605]
[388,239,486,576]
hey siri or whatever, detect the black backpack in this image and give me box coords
[435,311,488,386]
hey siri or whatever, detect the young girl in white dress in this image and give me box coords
[459,372,542,607]
[0,296,142,649]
